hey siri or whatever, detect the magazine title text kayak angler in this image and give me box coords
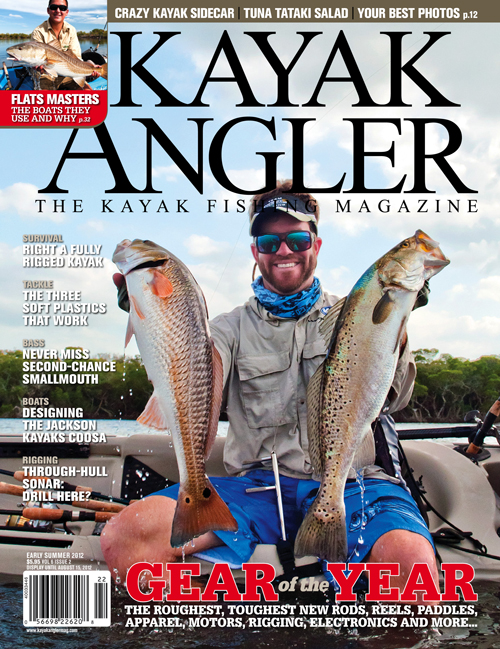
[40,29,477,195]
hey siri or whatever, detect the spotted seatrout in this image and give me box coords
[294,230,449,562]
[113,239,237,547]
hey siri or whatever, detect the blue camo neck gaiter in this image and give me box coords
[251,276,321,319]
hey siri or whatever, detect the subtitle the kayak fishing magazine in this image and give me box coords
[0,0,499,644]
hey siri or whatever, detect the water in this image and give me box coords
[0,418,229,436]
[0,582,499,648]
[0,419,464,441]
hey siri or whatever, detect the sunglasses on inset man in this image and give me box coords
[49,4,68,11]
[254,231,316,254]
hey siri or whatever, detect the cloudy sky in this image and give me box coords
[0,0,106,33]
[1,21,499,361]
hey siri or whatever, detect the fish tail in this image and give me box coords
[170,477,238,548]
[294,500,348,562]
[100,63,107,79]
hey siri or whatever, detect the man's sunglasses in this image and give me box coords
[254,231,316,254]
[49,4,68,10]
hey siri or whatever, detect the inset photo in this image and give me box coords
[0,0,107,126]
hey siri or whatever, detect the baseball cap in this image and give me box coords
[249,195,319,236]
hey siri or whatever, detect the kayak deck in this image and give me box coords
[0,62,107,91]
[0,430,499,583]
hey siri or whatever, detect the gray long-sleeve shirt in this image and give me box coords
[210,291,415,479]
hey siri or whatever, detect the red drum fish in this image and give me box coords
[295,230,449,562]
[6,40,107,88]
[113,239,237,547]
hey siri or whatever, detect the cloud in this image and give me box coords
[85,220,105,232]
[449,284,466,296]
[0,183,65,222]
[182,234,254,314]
[408,307,500,359]
[68,11,107,24]
[151,165,215,186]
[452,239,500,274]
[185,234,231,257]
[9,14,23,18]
[211,168,266,196]
[477,276,500,302]
[152,164,182,182]
[317,265,352,297]
[189,256,255,317]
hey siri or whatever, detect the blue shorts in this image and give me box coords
[150,470,433,568]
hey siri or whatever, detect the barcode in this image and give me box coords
[23,571,110,627]
[94,582,108,619]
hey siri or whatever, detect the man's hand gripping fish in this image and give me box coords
[113,239,237,547]
[294,230,449,562]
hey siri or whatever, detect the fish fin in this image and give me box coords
[43,68,57,78]
[129,295,145,320]
[124,316,134,348]
[170,477,238,548]
[294,499,348,562]
[393,318,408,354]
[73,77,87,89]
[372,290,395,324]
[137,391,170,430]
[47,39,62,50]
[318,297,346,345]
[306,361,326,475]
[202,292,209,319]
[61,76,72,84]
[204,343,223,459]
[148,269,173,298]
[326,297,351,356]
[351,432,376,472]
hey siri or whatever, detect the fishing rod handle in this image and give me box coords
[467,397,500,454]
[22,508,115,522]
[71,498,125,513]
[0,481,23,496]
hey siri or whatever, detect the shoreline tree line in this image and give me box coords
[1,348,498,423]
[1,30,106,40]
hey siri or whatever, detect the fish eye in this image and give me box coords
[401,241,410,248]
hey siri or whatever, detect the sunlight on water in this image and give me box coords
[0,418,230,437]
[0,581,498,649]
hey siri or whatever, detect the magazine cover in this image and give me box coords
[0,0,499,645]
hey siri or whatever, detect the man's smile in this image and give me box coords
[275,262,299,268]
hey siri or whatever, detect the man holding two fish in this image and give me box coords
[104,180,445,601]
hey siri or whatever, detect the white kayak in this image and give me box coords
[0,427,499,584]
